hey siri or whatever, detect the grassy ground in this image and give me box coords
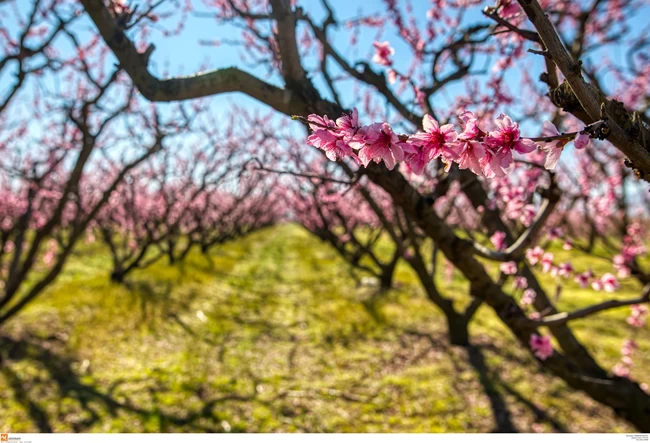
[0,224,648,432]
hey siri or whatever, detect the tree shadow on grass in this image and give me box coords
[123,280,175,323]
[493,372,568,432]
[465,345,518,433]
[399,328,569,433]
[400,329,517,432]
[0,334,271,432]
[1,332,380,432]
[0,323,571,433]
[1,364,53,432]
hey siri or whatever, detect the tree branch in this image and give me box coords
[524,284,650,327]
[517,0,650,181]
[473,181,561,262]
[79,0,310,116]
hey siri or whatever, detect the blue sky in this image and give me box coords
[2,0,650,182]
[3,0,649,121]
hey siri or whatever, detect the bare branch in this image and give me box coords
[524,285,650,327]
[79,0,311,116]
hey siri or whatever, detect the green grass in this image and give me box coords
[0,224,648,432]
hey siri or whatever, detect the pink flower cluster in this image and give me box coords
[521,288,537,306]
[306,109,585,177]
[529,334,553,360]
[627,304,648,328]
[524,246,621,292]
[495,183,537,226]
[490,230,507,251]
[500,261,518,275]
[613,223,647,278]
[513,276,528,289]
[507,273,536,306]
[591,273,620,292]
[613,339,638,378]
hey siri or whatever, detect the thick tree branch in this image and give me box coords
[79,0,309,116]
[517,0,650,180]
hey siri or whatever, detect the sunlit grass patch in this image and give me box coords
[0,224,647,432]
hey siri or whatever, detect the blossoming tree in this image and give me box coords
[9,0,650,431]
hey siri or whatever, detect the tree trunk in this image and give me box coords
[110,269,125,283]
[447,314,470,347]
[365,163,650,432]
[379,270,393,291]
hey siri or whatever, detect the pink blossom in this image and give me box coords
[303,108,558,179]
[358,123,413,170]
[627,304,648,328]
[500,0,521,17]
[574,132,590,149]
[521,288,537,306]
[500,261,518,275]
[537,121,569,170]
[613,254,631,278]
[613,335,637,379]
[335,108,359,140]
[109,0,130,14]
[307,130,336,150]
[409,115,459,161]
[480,147,510,178]
[456,111,487,175]
[600,273,620,292]
[519,204,536,227]
[307,113,336,132]
[457,140,487,175]
[591,279,603,291]
[490,231,507,251]
[372,41,394,66]
[541,252,554,273]
[525,246,544,265]
[574,270,593,288]
[631,304,648,317]
[621,339,638,356]
[403,145,429,175]
[414,87,426,110]
[613,363,631,378]
[557,262,574,279]
[308,130,358,162]
[529,334,553,360]
[458,110,481,138]
[513,276,528,289]
[547,227,563,240]
[484,113,536,156]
